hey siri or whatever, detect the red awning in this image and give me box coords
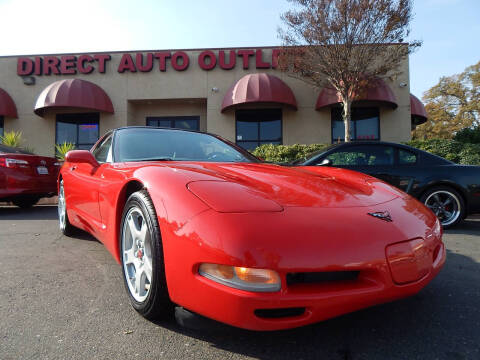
[34,79,114,116]
[410,94,427,127]
[221,73,297,112]
[315,78,397,110]
[0,88,18,118]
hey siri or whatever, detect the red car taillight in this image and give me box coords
[0,158,30,169]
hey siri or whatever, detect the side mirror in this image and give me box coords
[317,158,332,166]
[65,150,99,168]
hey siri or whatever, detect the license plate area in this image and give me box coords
[37,166,49,175]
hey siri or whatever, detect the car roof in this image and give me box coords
[310,141,453,165]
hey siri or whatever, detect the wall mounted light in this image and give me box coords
[22,76,36,85]
[399,82,408,88]
[211,87,219,93]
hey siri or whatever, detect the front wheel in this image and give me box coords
[120,190,172,320]
[421,186,465,229]
[58,180,75,236]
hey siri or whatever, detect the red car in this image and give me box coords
[0,144,60,208]
[58,127,445,331]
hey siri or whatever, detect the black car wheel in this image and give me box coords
[120,190,172,320]
[421,186,465,228]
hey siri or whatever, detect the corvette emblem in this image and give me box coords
[40,160,46,165]
[368,211,392,222]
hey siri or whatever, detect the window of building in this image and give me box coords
[235,109,282,151]
[56,113,100,151]
[331,107,380,142]
[0,116,4,138]
[146,116,200,131]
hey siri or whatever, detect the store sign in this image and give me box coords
[17,49,280,76]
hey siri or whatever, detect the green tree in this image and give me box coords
[413,61,480,139]
[278,0,420,141]
[454,125,480,144]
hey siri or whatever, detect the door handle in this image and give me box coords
[70,166,77,171]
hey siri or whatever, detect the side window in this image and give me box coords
[325,145,394,166]
[93,135,113,163]
[326,148,369,166]
[399,148,417,165]
[366,146,394,165]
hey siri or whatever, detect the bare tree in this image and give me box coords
[279,0,421,141]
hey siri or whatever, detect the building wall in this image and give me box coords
[0,47,412,157]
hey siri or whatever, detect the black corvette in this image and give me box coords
[294,141,480,228]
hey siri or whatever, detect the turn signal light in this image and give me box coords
[199,263,281,292]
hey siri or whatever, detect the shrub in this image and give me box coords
[252,143,330,163]
[55,142,76,161]
[458,143,480,165]
[0,130,23,148]
[405,139,465,163]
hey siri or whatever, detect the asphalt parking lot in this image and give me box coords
[0,206,479,360]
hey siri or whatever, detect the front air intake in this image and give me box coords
[286,271,360,286]
[254,307,306,319]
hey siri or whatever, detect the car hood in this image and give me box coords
[157,162,401,209]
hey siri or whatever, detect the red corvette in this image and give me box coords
[0,144,60,207]
[58,127,445,331]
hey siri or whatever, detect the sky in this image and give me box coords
[0,0,478,98]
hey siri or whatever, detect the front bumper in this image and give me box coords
[162,199,445,331]
[175,244,444,331]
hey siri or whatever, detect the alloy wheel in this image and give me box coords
[122,207,153,302]
[424,190,461,227]
[58,182,66,230]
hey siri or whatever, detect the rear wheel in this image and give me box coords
[421,186,465,229]
[58,180,75,236]
[120,190,172,320]
[12,196,40,208]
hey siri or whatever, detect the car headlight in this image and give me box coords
[198,263,281,292]
[426,218,442,242]
[433,218,442,238]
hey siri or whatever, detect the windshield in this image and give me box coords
[290,144,340,165]
[114,128,259,163]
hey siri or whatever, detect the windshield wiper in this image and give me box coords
[136,157,175,162]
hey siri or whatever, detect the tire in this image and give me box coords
[58,180,75,236]
[12,196,40,208]
[120,190,172,320]
[420,186,465,229]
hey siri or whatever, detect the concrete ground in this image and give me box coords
[0,205,479,360]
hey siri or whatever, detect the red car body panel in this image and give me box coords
[0,152,59,200]
[60,160,445,330]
